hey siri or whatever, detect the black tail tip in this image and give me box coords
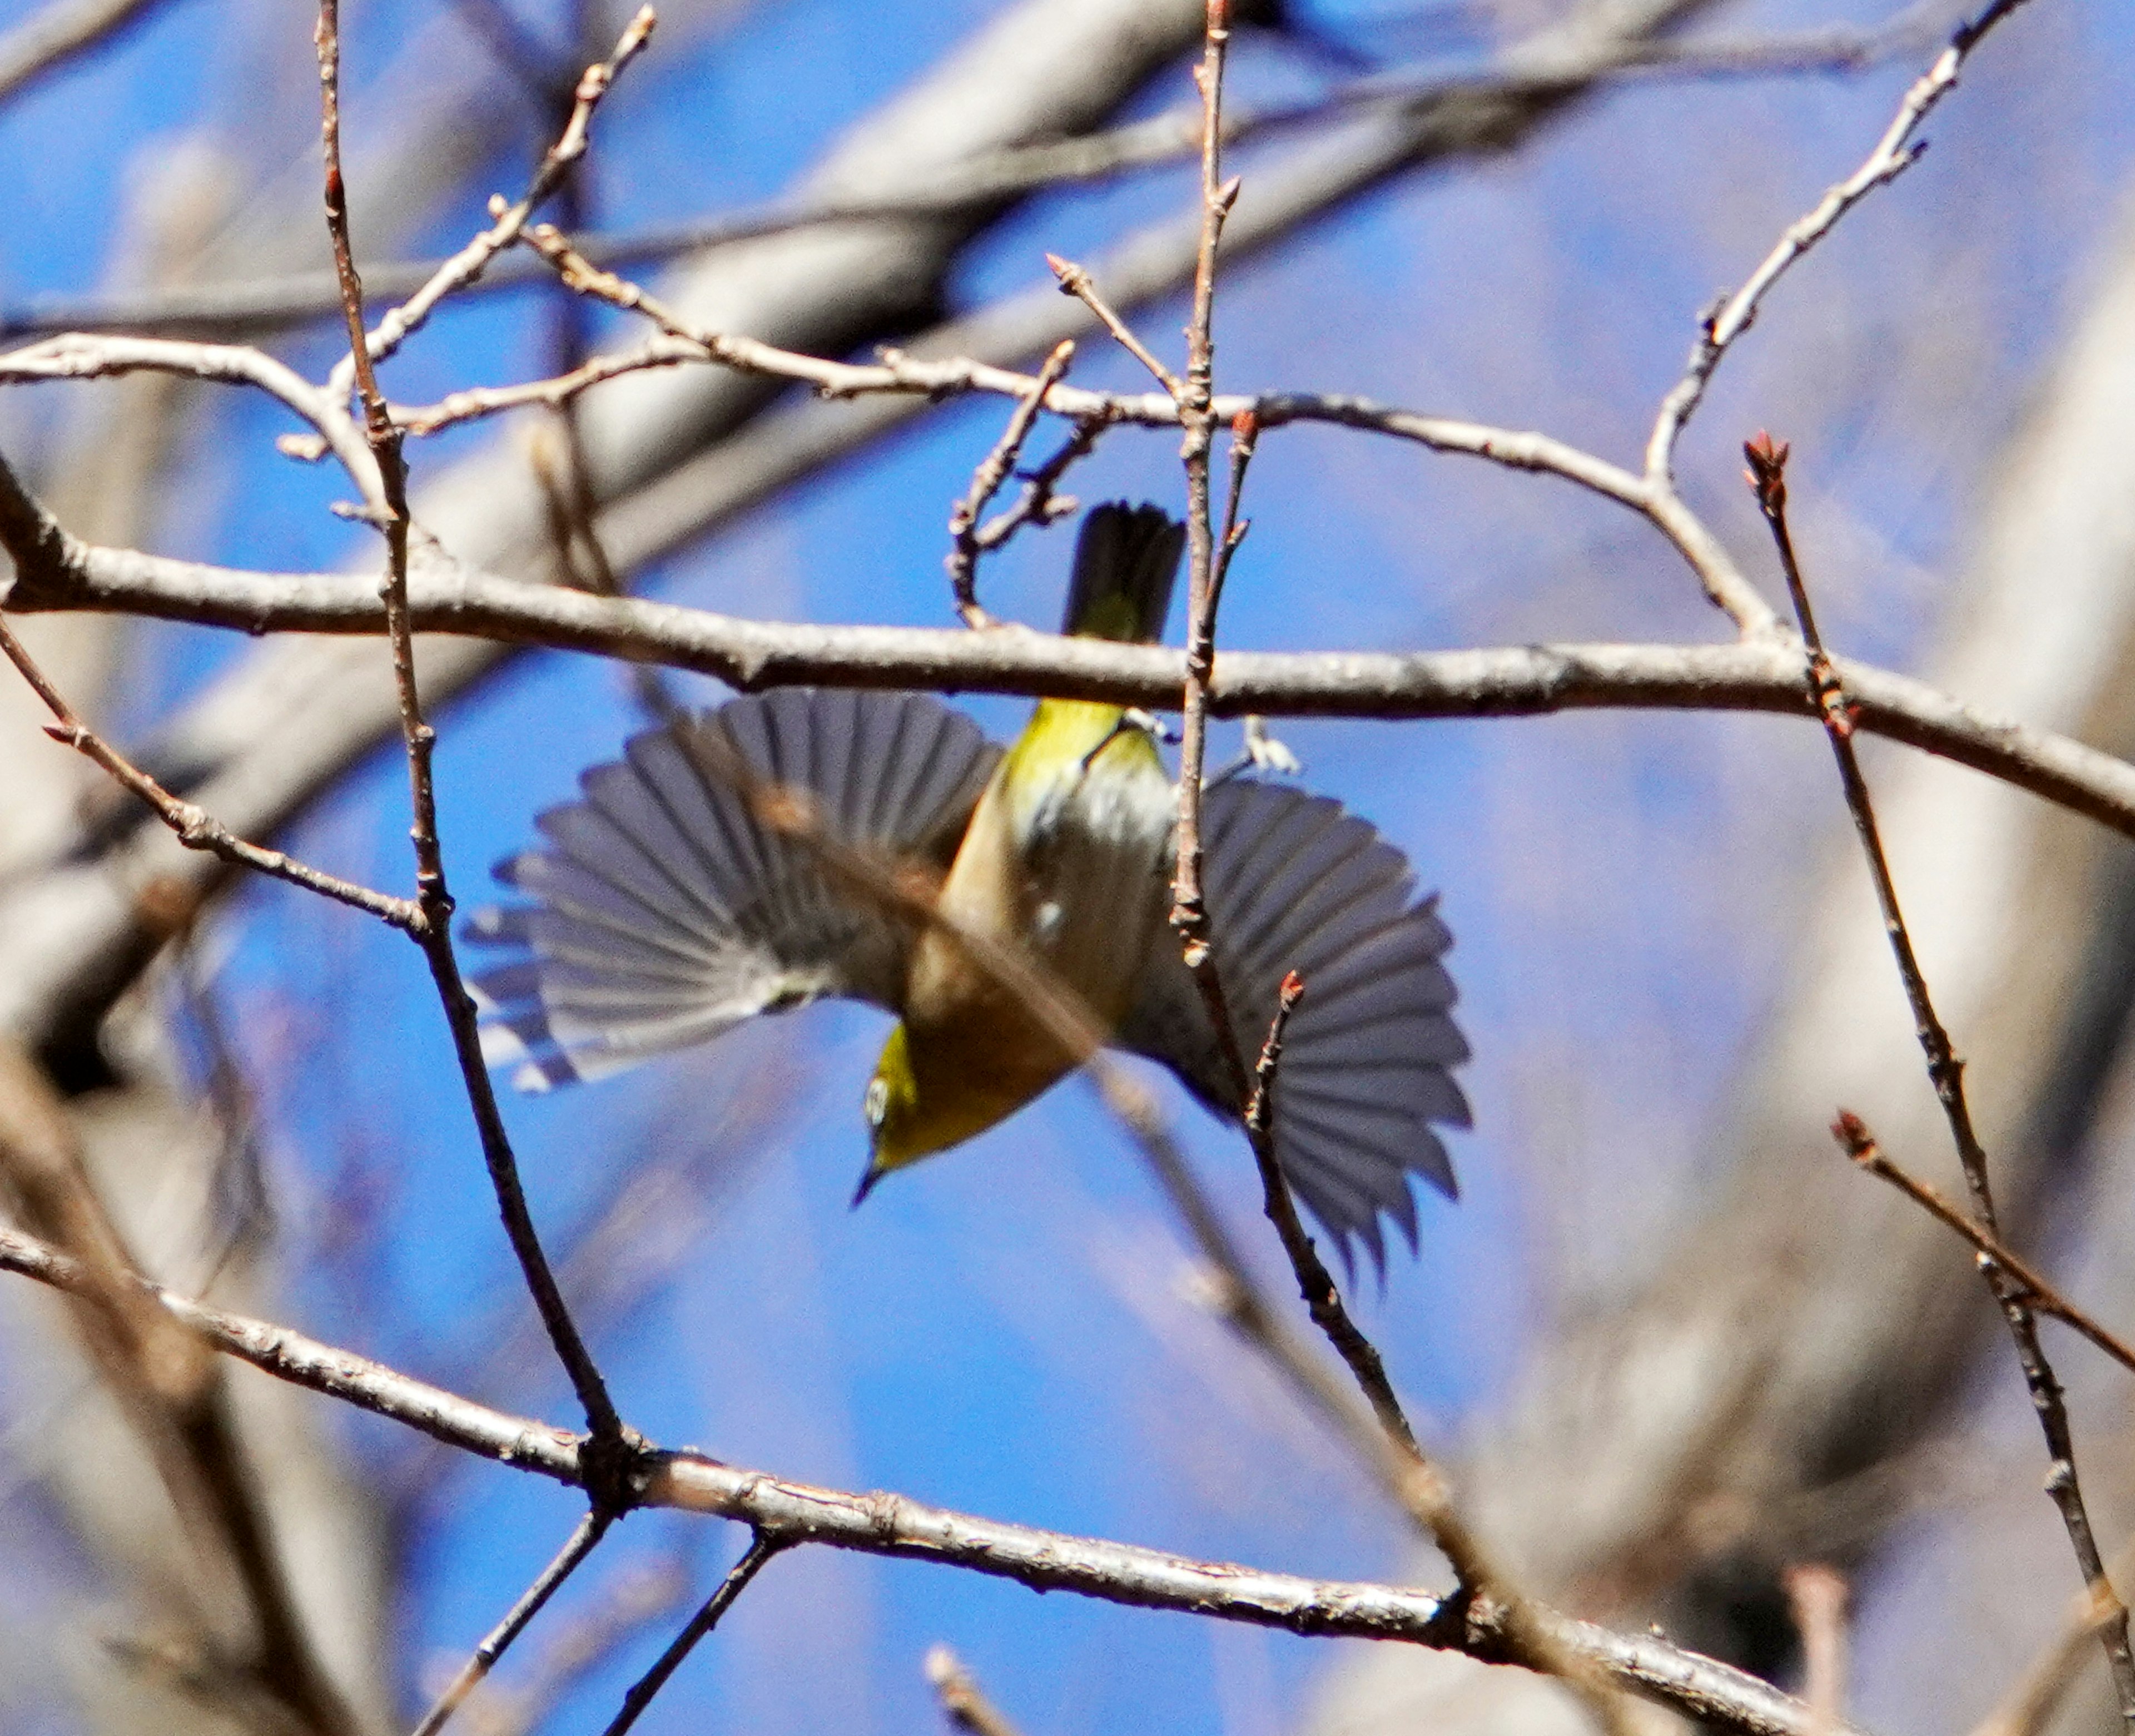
[851,1165,885,1209]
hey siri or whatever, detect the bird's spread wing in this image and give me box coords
[1115,779,1469,1269]
[466,690,1000,1091]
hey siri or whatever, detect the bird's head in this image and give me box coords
[855,1020,1034,1203]
[852,1023,984,1203]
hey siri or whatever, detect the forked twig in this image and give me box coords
[947,339,1075,626]
[1833,1113,2135,1375]
[1746,433,2135,1722]
[1649,0,2035,486]
[0,617,420,931]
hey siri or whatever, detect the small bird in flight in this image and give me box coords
[469,503,1468,1267]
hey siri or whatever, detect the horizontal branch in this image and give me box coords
[0,1219,1861,1736]
[8,530,2135,843]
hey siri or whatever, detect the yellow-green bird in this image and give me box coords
[469,504,1469,1266]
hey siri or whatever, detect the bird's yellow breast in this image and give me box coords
[886,700,1175,1160]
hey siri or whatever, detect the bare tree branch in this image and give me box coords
[315,0,628,1464]
[411,1507,614,1736]
[11,519,2135,848]
[0,1216,1871,1736]
[1745,432,2135,1716]
[0,0,165,105]
[1833,1113,2135,1377]
[599,1534,778,1736]
[1645,0,2035,489]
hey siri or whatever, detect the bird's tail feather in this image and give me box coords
[1060,502,1185,643]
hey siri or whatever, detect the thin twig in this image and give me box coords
[386,338,702,437]
[325,5,656,401]
[926,1645,1024,1736]
[0,331,382,503]
[1745,432,2135,1723]
[1647,0,2037,492]
[972,410,1112,555]
[0,1216,1872,1736]
[1171,406,1255,969]
[1243,970,1303,1138]
[1783,1564,1848,1736]
[315,0,628,1466]
[600,1534,780,1736]
[462,1550,698,1736]
[0,616,422,930]
[0,4,1957,340]
[410,1507,614,1736]
[1831,1113,2135,1376]
[946,339,1075,627]
[1045,254,1183,396]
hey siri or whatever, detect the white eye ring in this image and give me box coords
[864,1077,890,1128]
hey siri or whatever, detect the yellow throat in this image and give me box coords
[858,504,1184,1195]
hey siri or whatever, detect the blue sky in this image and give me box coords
[2,0,2133,1733]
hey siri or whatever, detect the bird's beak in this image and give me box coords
[851,1163,885,1209]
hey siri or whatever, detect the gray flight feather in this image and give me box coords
[1116,779,1470,1271]
[466,690,1000,1092]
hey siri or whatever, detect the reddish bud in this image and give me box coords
[1742,430,1791,513]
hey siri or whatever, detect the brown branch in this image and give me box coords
[946,339,1075,627]
[926,1645,1024,1736]
[0,614,423,930]
[0,0,163,104]
[1045,253,1184,396]
[1744,433,2135,1723]
[14,516,2135,847]
[1831,1113,2135,1376]
[316,0,628,1465]
[0,331,383,502]
[411,1507,614,1736]
[1647,0,2037,490]
[0,1217,1871,1736]
[324,5,656,401]
[600,1534,780,1736]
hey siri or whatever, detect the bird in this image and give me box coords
[466,502,1470,1267]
